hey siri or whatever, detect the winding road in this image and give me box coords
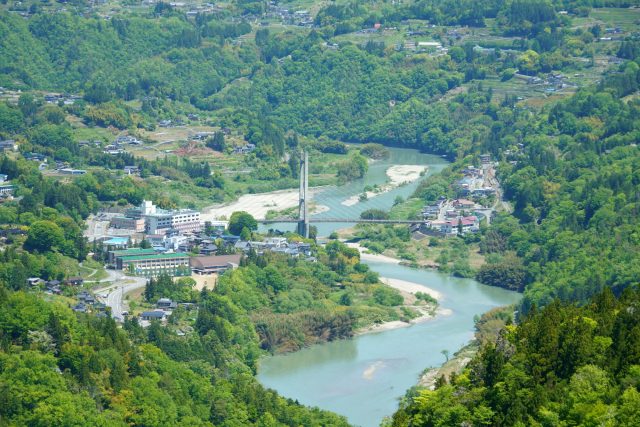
[93,269,147,321]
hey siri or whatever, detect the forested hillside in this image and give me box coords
[384,23,640,427]
[1,0,639,425]
[0,154,352,425]
[0,0,615,155]
[475,59,640,311]
[389,288,640,426]
[0,288,350,426]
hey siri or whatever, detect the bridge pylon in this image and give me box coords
[298,151,309,238]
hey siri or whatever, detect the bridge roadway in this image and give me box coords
[259,218,422,224]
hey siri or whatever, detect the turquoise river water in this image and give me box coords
[257,147,521,426]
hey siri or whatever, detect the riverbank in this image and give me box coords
[341,165,427,207]
[346,242,401,264]
[417,342,478,389]
[357,306,453,335]
[201,187,324,221]
[355,273,450,336]
[381,277,442,300]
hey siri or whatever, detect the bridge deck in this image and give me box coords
[259,218,422,224]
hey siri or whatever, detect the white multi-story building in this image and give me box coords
[131,200,201,235]
[168,209,201,233]
[123,200,201,234]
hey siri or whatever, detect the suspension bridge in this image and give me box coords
[258,151,424,237]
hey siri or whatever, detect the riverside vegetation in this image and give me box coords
[1,0,640,425]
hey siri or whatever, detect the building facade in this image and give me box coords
[118,252,191,277]
[110,216,146,232]
[124,201,201,235]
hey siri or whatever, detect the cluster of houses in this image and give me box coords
[399,40,447,55]
[262,3,313,27]
[183,3,225,18]
[419,154,504,235]
[98,134,143,157]
[425,215,480,235]
[158,119,185,128]
[189,131,215,142]
[599,27,625,42]
[455,165,496,198]
[234,237,313,258]
[0,139,17,152]
[115,135,143,146]
[422,196,448,220]
[27,276,84,295]
[24,152,46,162]
[422,198,480,236]
[43,92,82,105]
[140,298,177,324]
[72,290,108,315]
[518,72,577,93]
[103,139,127,155]
[139,298,198,326]
[232,143,256,154]
[78,140,102,148]
[24,153,48,171]
[104,232,314,277]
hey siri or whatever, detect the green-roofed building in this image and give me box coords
[108,248,157,265]
[117,252,191,277]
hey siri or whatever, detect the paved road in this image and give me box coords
[84,214,111,240]
[94,270,146,322]
[484,164,512,214]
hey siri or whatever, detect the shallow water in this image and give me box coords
[257,147,520,426]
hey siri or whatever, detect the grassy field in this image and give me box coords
[333,28,407,46]
[140,125,218,144]
[67,115,117,142]
[590,7,640,31]
[79,258,109,282]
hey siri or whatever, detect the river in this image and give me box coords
[259,147,449,237]
[256,147,521,426]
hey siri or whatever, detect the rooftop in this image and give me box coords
[141,311,166,318]
[110,248,157,257]
[120,252,190,262]
[103,237,129,245]
[190,254,242,269]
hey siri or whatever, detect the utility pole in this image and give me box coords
[298,150,309,238]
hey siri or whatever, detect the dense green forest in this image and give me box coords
[0,287,351,426]
[474,59,640,311]
[215,244,427,352]
[1,0,640,425]
[389,288,640,426]
[357,44,640,312]
[0,157,354,425]
[0,0,609,155]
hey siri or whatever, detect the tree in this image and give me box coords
[228,211,257,236]
[24,221,64,253]
[360,209,389,220]
[476,252,526,291]
[18,93,38,121]
[0,103,24,133]
[144,278,156,302]
[308,225,317,240]
[206,132,226,151]
[240,226,251,241]
[339,292,352,306]
[255,28,269,47]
